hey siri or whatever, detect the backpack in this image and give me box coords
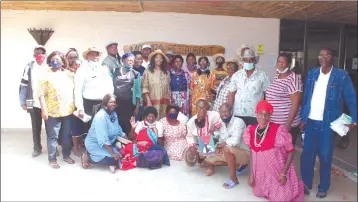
[136,150,165,170]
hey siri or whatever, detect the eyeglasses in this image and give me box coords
[318,55,332,59]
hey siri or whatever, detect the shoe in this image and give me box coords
[32,150,41,157]
[236,164,248,176]
[316,191,327,198]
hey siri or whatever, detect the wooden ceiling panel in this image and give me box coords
[1,1,357,24]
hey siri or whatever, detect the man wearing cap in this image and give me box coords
[166,50,174,71]
[19,45,48,157]
[102,42,122,74]
[228,48,270,126]
[141,44,152,69]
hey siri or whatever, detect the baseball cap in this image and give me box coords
[142,44,152,49]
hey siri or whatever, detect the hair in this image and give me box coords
[148,53,168,74]
[166,104,180,114]
[186,52,197,65]
[321,47,335,57]
[122,53,135,62]
[172,55,184,64]
[219,103,233,111]
[101,94,117,108]
[196,56,210,76]
[143,106,158,118]
[46,51,68,69]
[65,48,79,58]
[132,51,142,57]
[277,53,292,66]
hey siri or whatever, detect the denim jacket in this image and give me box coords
[301,67,357,128]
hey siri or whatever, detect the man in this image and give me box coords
[236,44,251,70]
[204,103,250,189]
[300,48,357,198]
[19,45,48,157]
[228,48,270,126]
[166,50,174,71]
[141,44,152,69]
[102,42,121,74]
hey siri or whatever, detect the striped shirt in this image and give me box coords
[266,72,303,127]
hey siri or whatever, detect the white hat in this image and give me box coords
[166,50,174,55]
[142,44,152,49]
[105,42,118,49]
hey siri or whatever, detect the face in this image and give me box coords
[142,48,151,58]
[134,54,143,66]
[145,113,156,124]
[49,54,64,70]
[166,54,173,64]
[216,56,225,65]
[199,58,208,69]
[226,63,238,77]
[186,56,195,66]
[124,57,134,68]
[87,51,100,62]
[173,58,183,70]
[107,44,118,56]
[243,57,255,64]
[219,105,231,120]
[154,54,163,66]
[106,97,117,112]
[67,52,78,65]
[241,47,249,57]
[168,108,178,115]
[33,49,46,65]
[277,56,289,71]
[256,110,271,127]
[196,101,208,119]
[318,49,333,67]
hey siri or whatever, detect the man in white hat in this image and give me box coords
[141,44,152,69]
[102,42,121,74]
[19,45,48,157]
[228,48,270,126]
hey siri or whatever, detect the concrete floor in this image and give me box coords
[1,130,357,201]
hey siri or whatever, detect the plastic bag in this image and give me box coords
[330,113,352,137]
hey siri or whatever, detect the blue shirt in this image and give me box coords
[85,109,124,162]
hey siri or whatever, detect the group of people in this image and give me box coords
[19,42,357,201]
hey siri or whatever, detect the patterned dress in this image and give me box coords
[142,69,171,119]
[209,68,229,91]
[160,118,188,161]
[244,123,304,202]
[169,69,191,117]
[190,71,214,116]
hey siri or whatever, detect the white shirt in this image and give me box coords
[228,68,270,117]
[74,61,114,111]
[142,59,150,69]
[213,117,249,150]
[134,121,163,137]
[308,67,332,121]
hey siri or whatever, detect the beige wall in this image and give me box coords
[1,10,280,128]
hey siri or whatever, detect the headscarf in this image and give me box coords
[121,53,135,62]
[255,100,274,115]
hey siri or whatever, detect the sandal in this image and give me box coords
[223,179,239,189]
[49,161,60,169]
[81,153,92,169]
[63,157,75,164]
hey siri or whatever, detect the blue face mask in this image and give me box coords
[243,62,255,71]
[50,61,63,69]
[167,113,178,119]
[222,115,232,123]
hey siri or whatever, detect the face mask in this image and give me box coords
[50,61,63,69]
[35,55,45,65]
[199,67,209,72]
[124,64,132,71]
[217,61,224,67]
[243,63,255,71]
[277,67,289,74]
[222,116,232,123]
[144,120,155,128]
[167,113,178,119]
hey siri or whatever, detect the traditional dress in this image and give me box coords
[142,69,171,119]
[160,118,188,161]
[190,71,215,116]
[244,123,304,202]
[209,68,228,91]
[170,69,191,117]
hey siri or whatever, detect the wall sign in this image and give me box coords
[123,41,225,56]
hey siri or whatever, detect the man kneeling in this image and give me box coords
[205,103,250,189]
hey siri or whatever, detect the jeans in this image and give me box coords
[300,119,334,192]
[29,107,43,151]
[45,115,72,162]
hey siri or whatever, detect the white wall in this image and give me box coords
[1,10,280,128]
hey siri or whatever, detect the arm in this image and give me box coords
[282,152,294,176]
[226,118,246,147]
[342,72,358,123]
[156,122,164,146]
[186,121,196,146]
[227,77,237,106]
[285,74,303,128]
[142,71,152,106]
[104,65,114,94]
[300,72,311,124]
[19,64,30,108]
[74,66,85,111]
[38,80,48,120]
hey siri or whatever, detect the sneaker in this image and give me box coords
[236,164,248,176]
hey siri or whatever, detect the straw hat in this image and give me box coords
[148,49,168,62]
[212,53,225,63]
[82,47,102,60]
[223,58,239,71]
[236,44,255,61]
[242,48,260,64]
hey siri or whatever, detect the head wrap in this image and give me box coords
[255,100,274,115]
[121,53,135,62]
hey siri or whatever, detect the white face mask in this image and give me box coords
[277,67,289,74]
[243,62,255,71]
[144,120,155,128]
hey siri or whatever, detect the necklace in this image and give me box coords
[254,123,269,148]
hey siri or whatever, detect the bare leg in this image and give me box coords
[223,146,238,183]
[72,136,82,157]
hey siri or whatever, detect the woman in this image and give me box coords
[132,51,146,121]
[66,48,81,72]
[265,53,303,145]
[39,51,76,168]
[142,50,171,120]
[170,55,191,117]
[74,47,114,133]
[160,105,188,161]
[113,52,141,135]
[209,53,228,92]
[244,100,304,201]
[82,94,135,173]
[182,52,197,76]
[212,58,239,112]
[190,56,214,116]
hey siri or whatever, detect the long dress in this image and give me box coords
[169,69,191,117]
[190,70,214,116]
[142,69,171,120]
[160,118,188,161]
[243,123,304,202]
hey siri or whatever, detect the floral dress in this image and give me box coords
[160,118,188,161]
[170,69,191,117]
[190,71,214,116]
